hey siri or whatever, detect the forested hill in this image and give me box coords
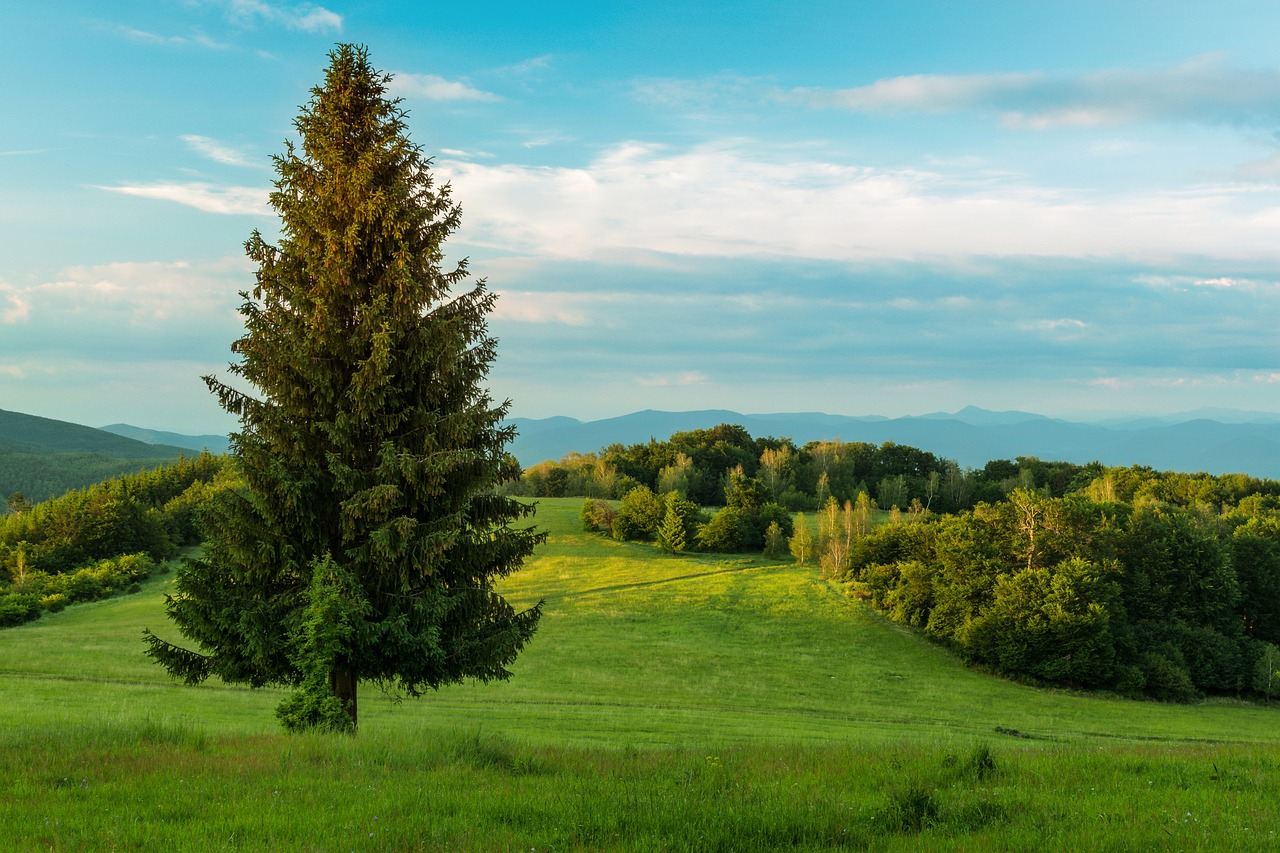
[0,408,195,503]
[508,407,1280,479]
[0,409,191,458]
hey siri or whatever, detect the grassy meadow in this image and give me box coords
[2,497,1280,849]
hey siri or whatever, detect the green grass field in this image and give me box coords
[2,497,1279,849]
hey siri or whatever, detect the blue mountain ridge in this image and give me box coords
[506,407,1280,479]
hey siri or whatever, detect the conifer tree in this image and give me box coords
[144,45,543,732]
[657,503,687,554]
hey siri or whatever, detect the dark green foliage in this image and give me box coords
[1230,520,1280,644]
[0,591,40,626]
[144,45,543,731]
[611,485,664,541]
[696,506,750,553]
[656,492,703,553]
[275,556,367,733]
[850,484,1280,700]
[956,558,1120,688]
[758,502,794,540]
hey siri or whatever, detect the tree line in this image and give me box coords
[0,453,229,626]
[503,422,1099,513]
[843,482,1280,702]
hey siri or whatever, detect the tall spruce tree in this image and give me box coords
[144,45,543,732]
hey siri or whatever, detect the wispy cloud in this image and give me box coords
[635,372,709,387]
[490,290,607,325]
[97,182,271,215]
[496,55,553,76]
[0,282,30,324]
[387,72,499,102]
[789,55,1280,129]
[220,0,342,33]
[112,25,229,49]
[181,135,261,168]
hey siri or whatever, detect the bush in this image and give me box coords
[0,592,41,627]
[612,486,664,541]
[1137,645,1199,702]
[580,498,616,534]
[758,502,794,540]
[763,522,788,559]
[696,507,749,553]
[39,592,68,613]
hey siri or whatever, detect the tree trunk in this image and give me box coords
[330,666,358,730]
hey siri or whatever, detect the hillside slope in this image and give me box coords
[4,497,1275,747]
[0,408,192,502]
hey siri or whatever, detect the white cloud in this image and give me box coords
[791,55,1280,129]
[222,0,342,32]
[634,372,709,387]
[113,26,229,49]
[797,71,1035,113]
[438,148,493,159]
[98,182,271,216]
[491,290,601,325]
[387,73,498,102]
[1193,276,1273,289]
[438,141,1280,263]
[181,135,260,168]
[1,282,30,324]
[20,258,250,327]
[497,55,553,76]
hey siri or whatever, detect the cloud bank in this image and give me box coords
[792,55,1280,129]
[440,142,1280,263]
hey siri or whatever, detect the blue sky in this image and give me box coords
[4,1,1280,433]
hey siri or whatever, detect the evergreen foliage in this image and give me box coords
[656,500,687,554]
[144,45,543,731]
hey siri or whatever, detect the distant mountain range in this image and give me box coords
[98,423,231,456]
[0,409,194,459]
[507,406,1280,479]
[5,406,1280,499]
[0,408,207,503]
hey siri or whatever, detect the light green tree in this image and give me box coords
[789,513,814,566]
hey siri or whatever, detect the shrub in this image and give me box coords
[580,498,616,534]
[763,522,788,559]
[612,486,664,541]
[696,507,749,553]
[40,592,68,613]
[0,592,41,627]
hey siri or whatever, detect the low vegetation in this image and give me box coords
[2,498,1279,848]
[0,453,228,626]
